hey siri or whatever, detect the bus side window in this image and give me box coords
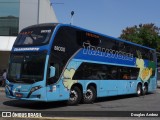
[76,31,100,47]
[108,67,118,79]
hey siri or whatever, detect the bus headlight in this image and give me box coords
[30,86,42,92]
[27,86,42,98]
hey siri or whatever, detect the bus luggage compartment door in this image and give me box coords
[100,80,118,97]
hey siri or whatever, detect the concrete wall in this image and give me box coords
[19,0,58,32]
[0,37,16,51]
[39,0,58,23]
[19,0,39,32]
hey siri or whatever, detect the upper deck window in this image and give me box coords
[14,26,55,46]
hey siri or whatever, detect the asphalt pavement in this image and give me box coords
[1,86,160,120]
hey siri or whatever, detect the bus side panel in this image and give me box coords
[46,79,70,102]
[116,80,138,95]
[148,68,157,92]
[117,80,129,95]
[99,80,117,97]
[148,77,157,92]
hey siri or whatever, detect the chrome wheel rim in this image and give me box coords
[85,89,93,100]
[70,90,78,102]
[137,87,141,95]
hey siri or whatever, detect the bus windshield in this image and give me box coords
[14,26,55,46]
[7,52,47,84]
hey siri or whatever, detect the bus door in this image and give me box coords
[46,82,61,101]
[46,65,70,101]
[46,66,61,101]
[47,80,69,101]
[46,79,69,101]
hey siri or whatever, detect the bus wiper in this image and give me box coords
[10,79,17,83]
[7,77,17,83]
[21,77,36,83]
[30,79,37,83]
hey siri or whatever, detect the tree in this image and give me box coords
[119,23,160,51]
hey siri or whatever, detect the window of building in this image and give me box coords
[0,0,20,36]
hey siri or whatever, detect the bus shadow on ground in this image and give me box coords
[96,93,153,103]
[3,100,68,110]
[3,93,154,110]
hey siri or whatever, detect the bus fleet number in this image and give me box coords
[54,46,65,52]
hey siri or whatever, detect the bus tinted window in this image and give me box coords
[77,31,100,46]
[100,37,117,50]
[14,26,54,46]
[73,62,140,80]
[7,52,46,84]
[76,29,155,62]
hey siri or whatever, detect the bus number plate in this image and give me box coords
[15,93,23,98]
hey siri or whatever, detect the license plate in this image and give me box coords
[15,93,23,98]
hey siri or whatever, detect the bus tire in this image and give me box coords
[83,86,96,104]
[136,84,142,97]
[67,86,82,105]
[143,84,148,95]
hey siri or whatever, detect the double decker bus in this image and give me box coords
[5,23,157,105]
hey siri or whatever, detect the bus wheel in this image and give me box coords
[136,84,142,97]
[67,86,82,105]
[143,84,148,95]
[83,86,96,104]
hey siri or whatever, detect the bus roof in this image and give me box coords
[58,23,155,51]
[22,23,156,51]
[22,23,59,30]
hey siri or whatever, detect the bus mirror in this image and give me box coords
[50,66,55,78]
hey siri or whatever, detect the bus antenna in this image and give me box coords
[70,11,74,25]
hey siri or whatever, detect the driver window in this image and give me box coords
[47,62,60,85]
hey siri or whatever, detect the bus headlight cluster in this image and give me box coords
[30,86,42,92]
[27,86,42,98]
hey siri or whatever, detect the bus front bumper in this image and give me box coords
[5,85,47,102]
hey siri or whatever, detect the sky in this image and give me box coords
[51,0,160,37]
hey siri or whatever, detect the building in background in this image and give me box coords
[0,0,58,73]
